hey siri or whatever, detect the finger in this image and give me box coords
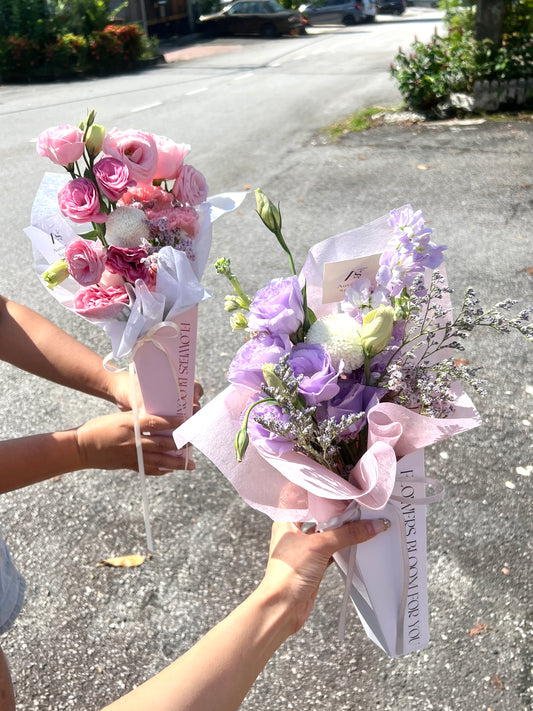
[140,434,180,452]
[143,452,195,474]
[139,415,184,432]
[316,519,391,556]
[194,381,204,401]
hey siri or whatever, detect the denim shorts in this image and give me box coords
[0,533,25,634]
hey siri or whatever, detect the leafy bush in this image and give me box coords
[391,0,533,113]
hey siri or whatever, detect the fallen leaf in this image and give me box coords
[520,183,532,189]
[97,554,146,568]
[502,566,510,575]
[527,267,533,276]
[416,164,433,170]
[469,621,490,636]
[454,358,470,366]
[490,674,505,690]
[358,155,367,160]
[242,184,251,190]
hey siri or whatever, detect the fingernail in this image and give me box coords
[366,518,391,536]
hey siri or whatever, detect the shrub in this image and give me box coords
[391,1,533,113]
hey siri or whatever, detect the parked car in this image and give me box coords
[197,0,307,36]
[299,0,375,25]
[377,0,406,14]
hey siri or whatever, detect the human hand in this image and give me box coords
[75,411,194,475]
[258,519,390,636]
[108,373,204,416]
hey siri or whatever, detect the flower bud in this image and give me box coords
[360,305,394,358]
[230,312,248,331]
[234,426,249,462]
[255,188,281,234]
[224,295,242,312]
[85,124,105,158]
[215,257,232,278]
[262,363,284,391]
[42,259,69,289]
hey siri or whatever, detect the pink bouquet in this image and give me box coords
[26,111,243,421]
[175,190,532,656]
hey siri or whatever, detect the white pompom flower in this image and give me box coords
[105,206,151,248]
[306,312,364,373]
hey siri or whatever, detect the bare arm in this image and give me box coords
[102,518,389,711]
[0,295,131,408]
[0,412,192,494]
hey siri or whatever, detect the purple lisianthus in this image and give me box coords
[246,396,294,457]
[227,332,291,391]
[247,276,304,336]
[316,380,384,440]
[289,342,340,405]
[105,244,149,283]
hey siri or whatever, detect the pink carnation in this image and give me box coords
[36,125,85,166]
[64,238,106,286]
[153,135,191,181]
[103,129,158,184]
[105,245,149,283]
[93,157,136,202]
[57,178,107,224]
[119,184,173,212]
[172,165,208,206]
[146,206,200,238]
[74,284,129,320]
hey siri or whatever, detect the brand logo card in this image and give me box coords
[322,253,382,304]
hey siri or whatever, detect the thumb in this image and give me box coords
[317,518,391,557]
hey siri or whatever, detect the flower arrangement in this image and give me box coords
[175,190,532,656]
[27,110,242,362]
[35,111,207,323]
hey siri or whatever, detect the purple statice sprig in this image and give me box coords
[376,271,531,415]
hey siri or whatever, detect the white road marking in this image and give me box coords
[130,102,163,112]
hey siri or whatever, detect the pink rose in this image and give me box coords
[64,238,106,286]
[172,165,208,206]
[57,178,107,224]
[74,284,129,320]
[36,125,85,166]
[103,129,158,184]
[105,244,149,283]
[153,135,191,181]
[93,157,136,202]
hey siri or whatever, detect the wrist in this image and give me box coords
[249,580,299,643]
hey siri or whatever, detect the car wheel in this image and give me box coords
[261,22,279,37]
[343,14,355,25]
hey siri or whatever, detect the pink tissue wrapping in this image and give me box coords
[133,306,198,420]
[173,211,483,654]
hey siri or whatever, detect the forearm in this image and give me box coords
[0,430,82,494]
[0,296,116,402]
[102,584,294,711]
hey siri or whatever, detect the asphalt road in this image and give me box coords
[1,11,532,711]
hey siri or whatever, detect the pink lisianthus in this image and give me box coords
[57,177,107,224]
[103,129,158,184]
[105,244,150,283]
[64,237,106,286]
[74,284,129,320]
[119,184,173,212]
[172,165,208,206]
[93,157,136,202]
[153,135,191,181]
[36,125,85,166]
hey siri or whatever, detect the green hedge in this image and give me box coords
[0,23,148,81]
